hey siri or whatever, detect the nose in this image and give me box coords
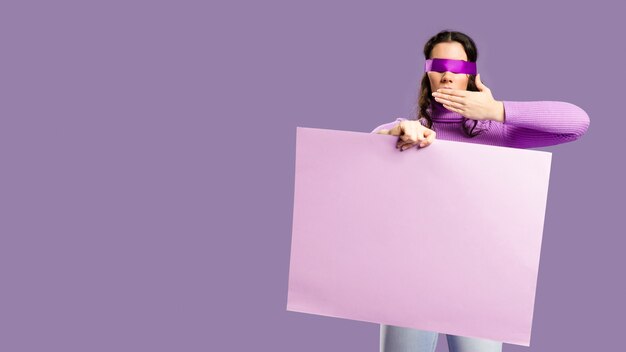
[440,71,454,83]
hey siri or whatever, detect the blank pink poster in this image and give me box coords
[286,127,552,346]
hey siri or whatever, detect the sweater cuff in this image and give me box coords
[370,117,406,133]
[501,101,533,126]
[502,101,552,127]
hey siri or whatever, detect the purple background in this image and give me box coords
[0,1,622,351]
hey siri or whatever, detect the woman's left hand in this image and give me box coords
[431,74,505,122]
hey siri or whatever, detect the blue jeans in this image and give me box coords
[380,325,503,352]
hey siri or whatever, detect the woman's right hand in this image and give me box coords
[376,120,436,151]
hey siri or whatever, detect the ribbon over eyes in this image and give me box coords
[424,58,477,75]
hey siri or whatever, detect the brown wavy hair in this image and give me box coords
[416,30,489,137]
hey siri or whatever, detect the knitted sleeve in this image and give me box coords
[501,101,590,148]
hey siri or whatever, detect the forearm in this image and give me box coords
[500,101,590,147]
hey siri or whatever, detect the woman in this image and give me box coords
[371,30,590,352]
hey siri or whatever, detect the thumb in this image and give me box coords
[476,73,489,92]
[387,123,403,136]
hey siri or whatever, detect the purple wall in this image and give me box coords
[0,1,621,351]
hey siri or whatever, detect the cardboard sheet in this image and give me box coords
[287,127,552,346]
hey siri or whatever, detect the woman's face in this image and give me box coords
[427,41,470,92]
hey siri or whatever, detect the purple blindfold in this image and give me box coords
[424,58,477,75]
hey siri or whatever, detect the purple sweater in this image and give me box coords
[371,100,590,148]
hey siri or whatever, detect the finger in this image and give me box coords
[400,142,418,151]
[376,129,390,134]
[418,134,431,148]
[477,73,491,93]
[400,128,421,143]
[443,103,463,114]
[398,131,426,150]
[432,92,465,104]
[396,139,411,149]
[434,96,464,109]
[388,124,402,136]
[436,88,467,97]
[422,130,436,147]
[396,139,418,151]
[475,73,485,91]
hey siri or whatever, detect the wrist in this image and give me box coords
[492,101,505,122]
